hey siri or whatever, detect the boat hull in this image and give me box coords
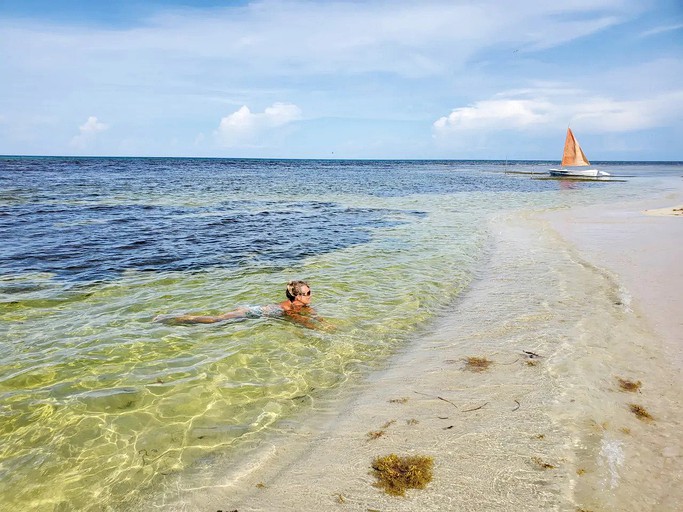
[548,168,610,177]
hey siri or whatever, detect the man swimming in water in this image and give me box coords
[154,280,324,329]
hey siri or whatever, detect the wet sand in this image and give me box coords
[171,192,683,512]
[546,198,683,367]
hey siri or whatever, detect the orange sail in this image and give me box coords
[561,128,591,167]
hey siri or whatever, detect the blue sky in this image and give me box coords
[1,0,682,160]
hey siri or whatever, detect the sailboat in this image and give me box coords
[549,128,610,177]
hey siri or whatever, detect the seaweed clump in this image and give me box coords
[616,377,642,392]
[464,357,493,372]
[371,453,434,496]
[629,403,654,422]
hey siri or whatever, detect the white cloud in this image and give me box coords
[214,102,301,147]
[70,116,108,149]
[433,87,683,136]
[639,23,683,38]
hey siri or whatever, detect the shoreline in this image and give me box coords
[162,193,683,512]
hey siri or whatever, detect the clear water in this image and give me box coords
[0,157,681,511]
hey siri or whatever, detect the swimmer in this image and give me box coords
[154,280,328,329]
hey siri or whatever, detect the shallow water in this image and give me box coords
[0,157,681,510]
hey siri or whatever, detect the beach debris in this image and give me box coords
[533,434,546,440]
[576,468,587,476]
[442,425,454,430]
[371,453,434,496]
[406,419,419,425]
[531,456,556,470]
[523,350,542,359]
[367,430,386,440]
[334,493,346,504]
[389,397,409,404]
[620,427,631,435]
[464,356,493,372]
[512,399,521,412]
[368,420,397,440]
[525,360,539,367]
[616,377,642,392]
[255,482,266,489]
[462,402,488,413]
[628,403,654,422]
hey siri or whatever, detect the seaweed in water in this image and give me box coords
[616,377,642,392]
[371,454,434,496]
[464,357,493,372]
[367,430,386,440]
[531,456,556,469]
[629,403,654,421]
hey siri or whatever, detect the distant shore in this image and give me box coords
[170,189,683,512]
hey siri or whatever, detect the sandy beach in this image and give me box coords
[172,191,683,512]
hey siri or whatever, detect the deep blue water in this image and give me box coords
[1,157,678,283]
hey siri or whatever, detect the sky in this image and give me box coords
[1,0,682,160]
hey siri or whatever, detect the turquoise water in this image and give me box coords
[0,158,680,510]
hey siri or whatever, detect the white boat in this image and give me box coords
[549,128,610,177]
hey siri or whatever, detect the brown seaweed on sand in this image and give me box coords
[629,403,654,421]
[371,454,434,496]
[531,456,556,470]
[464,356,493,372]
[367,430,386,440]
[616,377,642,392]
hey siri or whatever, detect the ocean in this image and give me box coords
[0,157,681,511]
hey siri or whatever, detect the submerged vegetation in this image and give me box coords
[367,430,386,440]
[617,377,642,392]
[464,357,493,372]
[629,403,654,421]
[531,456,556,470]
[371,454,434,496]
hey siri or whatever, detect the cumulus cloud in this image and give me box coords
[214,102,302,147]
[70,116,108,149]
[433,87,683,136]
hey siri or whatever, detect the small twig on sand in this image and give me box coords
[462,402,488,413]
[512,400,520,412]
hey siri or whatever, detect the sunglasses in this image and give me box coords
[299,290,311,296]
